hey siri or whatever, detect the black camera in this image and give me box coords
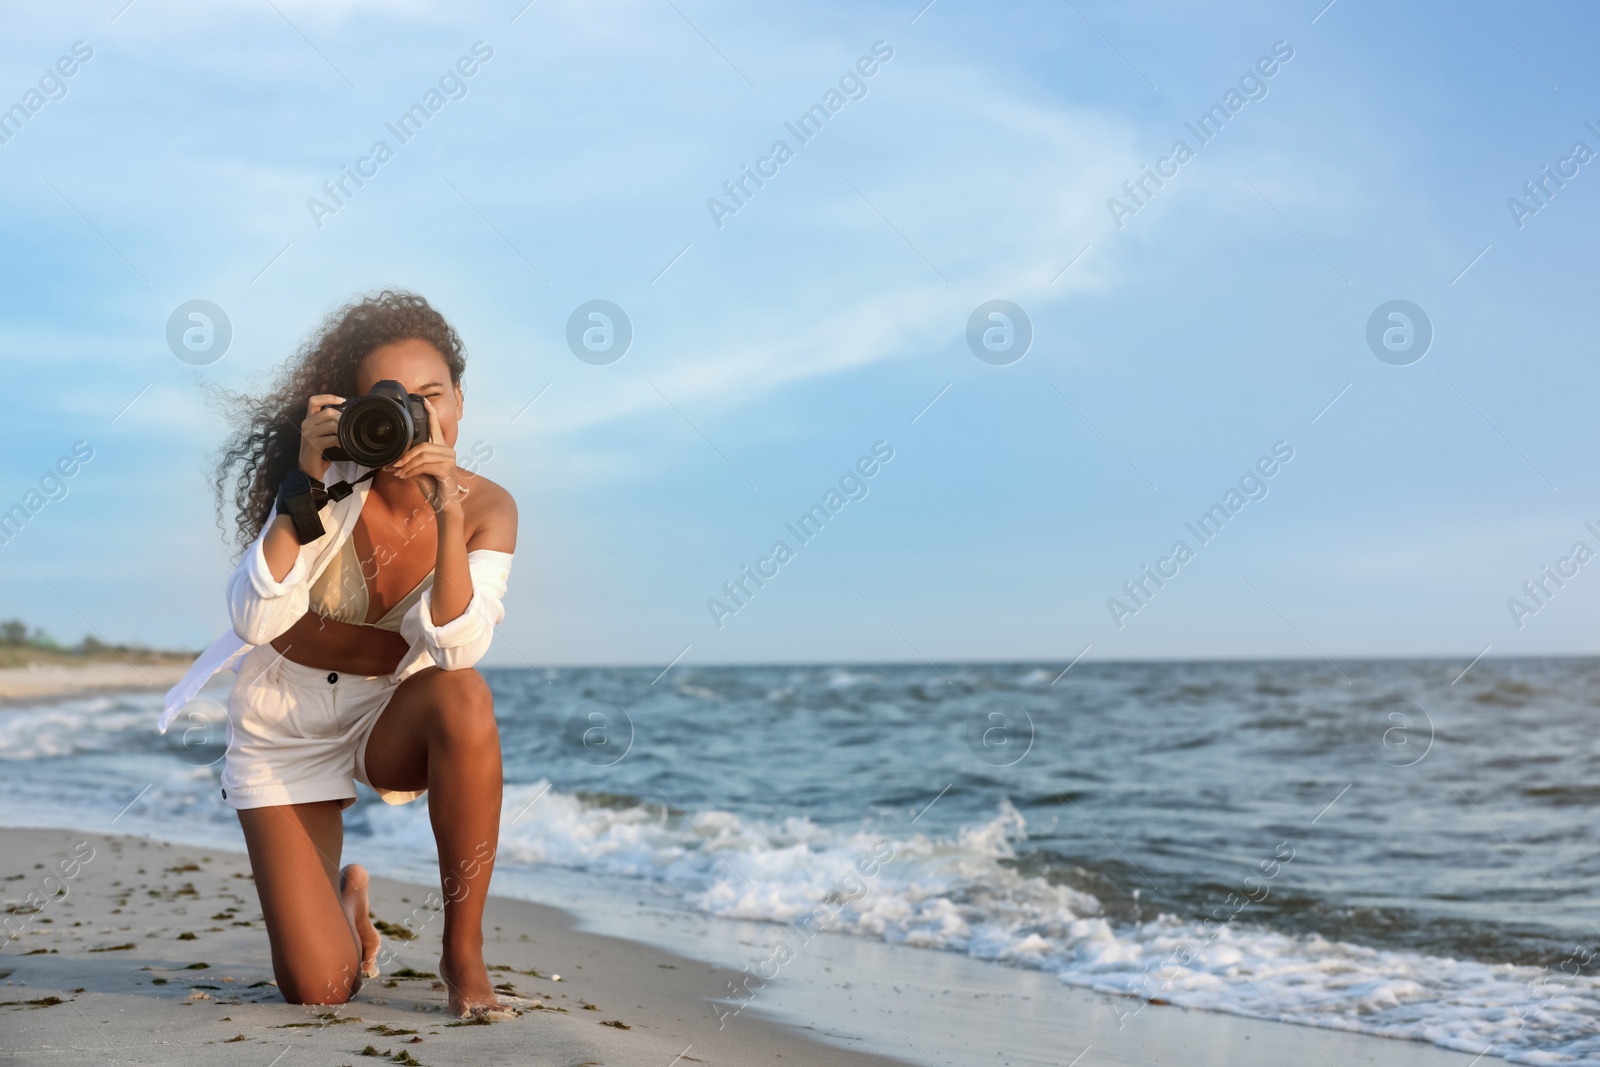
[321,379,429,468]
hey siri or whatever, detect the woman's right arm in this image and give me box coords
[226,394,344,644]
[259,512,305,582]
[227,510,316,645]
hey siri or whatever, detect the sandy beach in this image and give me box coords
[0,825,918,1067]
[0,664,192,704]
[0,824,1509,1067]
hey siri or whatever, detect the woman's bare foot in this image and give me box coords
[339,864,382,980]
[441,944,508,1019]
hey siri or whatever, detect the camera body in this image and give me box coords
[321,379,430,468]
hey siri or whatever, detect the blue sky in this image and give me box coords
[2,0,1598,669]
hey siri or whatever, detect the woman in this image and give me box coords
[160,290,517,1019]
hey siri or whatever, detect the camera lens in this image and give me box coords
[337,394,412,467]
[363,419,395,447]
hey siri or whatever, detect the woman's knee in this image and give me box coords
[421,668,497,746]
[278,966,360,1005]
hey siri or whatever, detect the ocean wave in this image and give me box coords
[364,782,1594,1065]
[0,693,160,760]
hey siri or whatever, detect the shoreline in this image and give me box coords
[0,825,1511,1067]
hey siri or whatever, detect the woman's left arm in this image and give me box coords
[428,502,474,627]
[428,484,517,626]
[389,399,518,666]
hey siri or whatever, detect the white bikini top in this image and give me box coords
[305,534,432,632]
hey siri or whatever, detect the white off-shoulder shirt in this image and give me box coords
[158,459,512,734]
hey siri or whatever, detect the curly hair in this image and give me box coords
[213,289,466,552]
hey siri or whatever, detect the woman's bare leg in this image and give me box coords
[361,666,503,1017]
[341,864,382,978]
[236,801,378,1003]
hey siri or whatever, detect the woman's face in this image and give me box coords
[355,339,463,448]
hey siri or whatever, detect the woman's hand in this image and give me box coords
[297,394,344,482]
[386,397,465,514]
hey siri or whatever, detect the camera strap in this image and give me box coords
[276,467,380,545]
[323,467,380,503]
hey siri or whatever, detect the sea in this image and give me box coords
[2,657,1597,1065]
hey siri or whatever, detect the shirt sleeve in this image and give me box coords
[225,503,318,646]
[407,549,513,672]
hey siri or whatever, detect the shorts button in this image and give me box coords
[327,672,339,684]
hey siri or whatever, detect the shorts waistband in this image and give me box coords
[251,645,396,688]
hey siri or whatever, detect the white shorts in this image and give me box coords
[220,644,426,811]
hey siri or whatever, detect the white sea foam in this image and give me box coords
[824,668,878,688]
[363,781,1600,1065]
[0,694,154,759]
